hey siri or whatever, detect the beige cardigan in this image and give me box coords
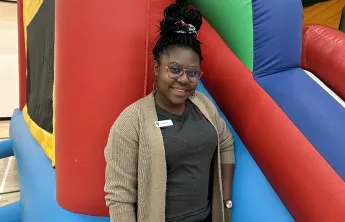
[104,91,235,222]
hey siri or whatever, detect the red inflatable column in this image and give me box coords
[301,25,345,101]
[17,0,26,110]
[55,0,173,216]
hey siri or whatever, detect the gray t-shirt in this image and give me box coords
[156,100,218,222]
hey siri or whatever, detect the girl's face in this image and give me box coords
[154,46,201,106]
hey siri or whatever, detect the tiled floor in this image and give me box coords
[0,120,20,207]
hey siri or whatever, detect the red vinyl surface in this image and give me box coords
[145,0,176,95]
[302,25,345,100]
[55,0,173,216]
[17,0,26,110]
[199,19,345,221]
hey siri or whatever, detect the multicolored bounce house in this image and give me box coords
[0,0,344,221]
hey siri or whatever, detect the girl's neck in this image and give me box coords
[154,91,186,115]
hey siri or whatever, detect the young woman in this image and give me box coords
[104,4,235,222]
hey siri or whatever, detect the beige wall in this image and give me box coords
[0,2,19,118]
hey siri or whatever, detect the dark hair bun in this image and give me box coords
[159,4,202,37]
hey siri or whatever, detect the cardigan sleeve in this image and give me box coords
[214,109,235,164]
[104,104,139,222]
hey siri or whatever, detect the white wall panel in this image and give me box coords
[0,2,19,118]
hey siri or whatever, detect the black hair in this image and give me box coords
[152,4,203,62]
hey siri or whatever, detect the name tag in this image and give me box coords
[155,119,173,128]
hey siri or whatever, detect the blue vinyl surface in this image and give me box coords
[255,69,345,180]
[197,82,294,222]
[6,109,110,222]
[0,201,21,222]
[252,0,303,77]
[0,139,13,159]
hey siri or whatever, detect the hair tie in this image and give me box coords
[174,20,198,38]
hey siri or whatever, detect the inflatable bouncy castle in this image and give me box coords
[0,0,344,221]
[340,6,345,32]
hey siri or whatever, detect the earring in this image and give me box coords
[153,76,158,92]
[189,91,195,99]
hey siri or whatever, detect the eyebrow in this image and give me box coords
[168,61,200,68]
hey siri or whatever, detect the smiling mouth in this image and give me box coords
[171,87,190,96]
[173,88,188,92]
[171,87,190,92]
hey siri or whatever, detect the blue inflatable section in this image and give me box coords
[0,202,20,222]
[252,0,303,76]
[3,109,110,222]
[0,139,13,158]
[197,82,294,222]
[255,69,345,180]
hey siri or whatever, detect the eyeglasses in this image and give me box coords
[164,62,203,83]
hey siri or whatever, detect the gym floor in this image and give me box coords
[0,120,20,207]
[0,0,344,208]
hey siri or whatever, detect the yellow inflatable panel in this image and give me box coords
[23,105,55,165]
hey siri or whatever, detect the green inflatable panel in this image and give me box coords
[185,0,254,71]
[339,6,345,33]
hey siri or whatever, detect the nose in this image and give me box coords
[176,71,189,84]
